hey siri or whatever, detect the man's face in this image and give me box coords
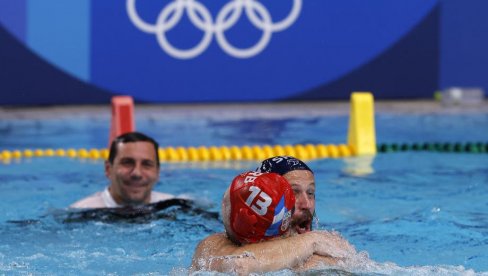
[106,141,160,206]
[283,170,315,234]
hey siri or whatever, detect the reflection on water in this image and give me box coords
[342,156,375,177]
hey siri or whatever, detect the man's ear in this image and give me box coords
[104,160,111,178]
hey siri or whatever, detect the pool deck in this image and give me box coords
[1,100,487,119]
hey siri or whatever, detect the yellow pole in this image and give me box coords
[347,92,377,155]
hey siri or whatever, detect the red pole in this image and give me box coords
[108,96,135,147]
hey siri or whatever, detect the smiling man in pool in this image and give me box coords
[191,156,356,273]
[70,132,174,208]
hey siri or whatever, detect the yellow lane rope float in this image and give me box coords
[0,143,353,162]
[2,141,485,164]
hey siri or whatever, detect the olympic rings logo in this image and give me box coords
[126,0,302,59]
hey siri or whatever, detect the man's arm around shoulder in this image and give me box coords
[191,231,334,274]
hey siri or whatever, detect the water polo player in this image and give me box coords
[257,156,315,234]
[221,171,295,244]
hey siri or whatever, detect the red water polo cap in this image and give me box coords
[229,171,295,244]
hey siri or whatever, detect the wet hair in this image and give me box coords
[108,132,160,166]
[256,156,313,176]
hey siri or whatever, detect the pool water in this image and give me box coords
[0,106,487,275]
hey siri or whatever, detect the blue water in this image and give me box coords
[0,111,487,275]
[1,113,488,148]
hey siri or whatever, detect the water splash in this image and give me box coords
[327,251,486,276]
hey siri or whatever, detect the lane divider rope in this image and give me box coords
[2,142,487,164]
[377,142,488,154]
[0,143,354,163]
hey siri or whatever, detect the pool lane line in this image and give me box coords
[2,141,487,164]
[0,143,353,162]
[377,142,488,153]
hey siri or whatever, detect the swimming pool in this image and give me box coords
[0,102,487,275]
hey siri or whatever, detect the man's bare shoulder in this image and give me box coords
[195,232,237,255]
[191,232,240,271]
